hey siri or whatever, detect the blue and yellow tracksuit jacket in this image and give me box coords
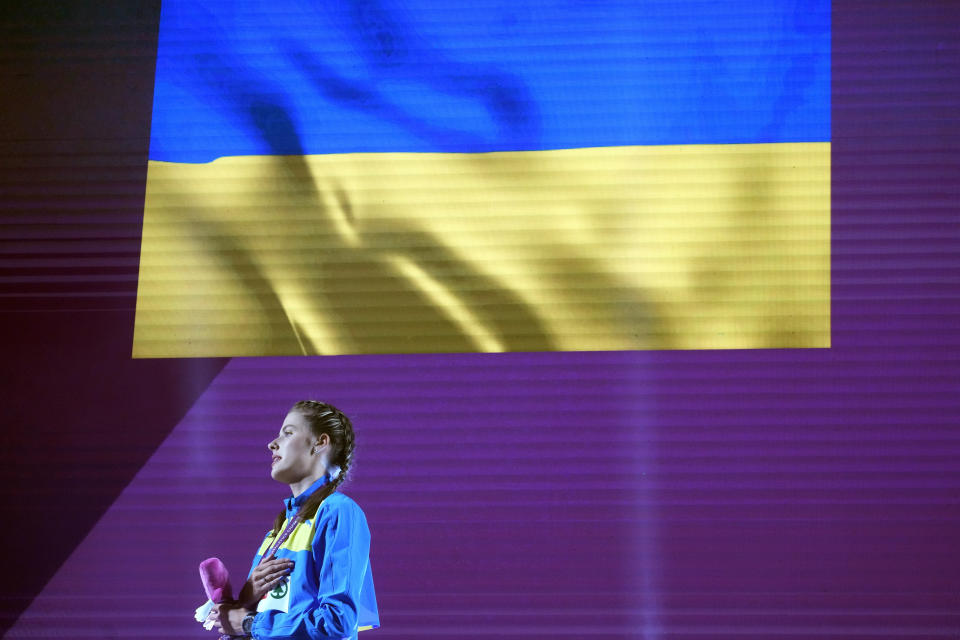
[249,476,379,639]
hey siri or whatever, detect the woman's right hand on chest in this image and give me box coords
[238,557,295,608]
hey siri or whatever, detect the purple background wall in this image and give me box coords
[1,1,959,639]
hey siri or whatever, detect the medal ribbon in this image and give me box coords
[260,512,303,563]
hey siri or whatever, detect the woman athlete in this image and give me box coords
[209,400,379,639]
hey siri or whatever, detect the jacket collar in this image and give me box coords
[283,471,337,518]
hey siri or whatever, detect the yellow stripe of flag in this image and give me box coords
[133,143,829,357]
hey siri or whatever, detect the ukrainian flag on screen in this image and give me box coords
[134,0,830,357]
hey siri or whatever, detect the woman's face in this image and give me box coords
[268,411,319,485]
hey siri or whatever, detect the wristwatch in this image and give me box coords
[242,612,257,637]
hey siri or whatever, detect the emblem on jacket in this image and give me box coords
[258,577,291,613]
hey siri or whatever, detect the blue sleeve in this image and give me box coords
[252,500,371,639]
[248,533,271,578]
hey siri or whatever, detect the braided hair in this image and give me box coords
[268,400,356,537]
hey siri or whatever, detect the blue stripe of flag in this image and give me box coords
[150,0,829,163]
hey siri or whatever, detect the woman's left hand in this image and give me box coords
[205,602,252,636]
